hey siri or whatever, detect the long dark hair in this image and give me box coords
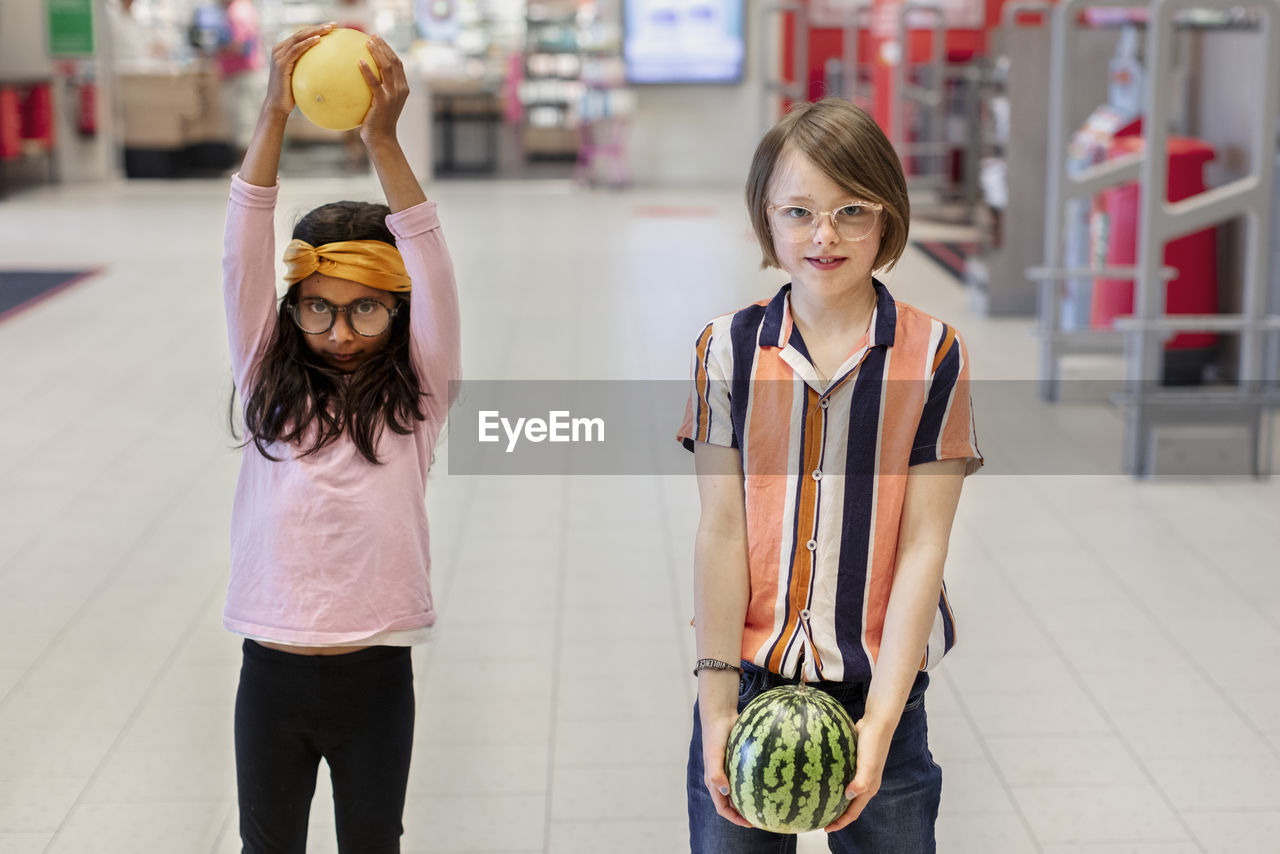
[232,201,427,464]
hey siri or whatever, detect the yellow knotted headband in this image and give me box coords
[282,239,411,292]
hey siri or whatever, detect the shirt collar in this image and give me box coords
[759,278,898,350]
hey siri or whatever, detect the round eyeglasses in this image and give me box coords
[288,297,399,337]
[766,201,883,242]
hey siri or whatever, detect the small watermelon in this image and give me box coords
[725,683,858,833]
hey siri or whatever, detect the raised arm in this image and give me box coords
[356,36,427,212]
[359,36,458,420]
[239,23,335,188]
[224,24,334,390]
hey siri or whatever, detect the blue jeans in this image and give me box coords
[687,661,941,854]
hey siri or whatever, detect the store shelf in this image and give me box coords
[520,5,583,158]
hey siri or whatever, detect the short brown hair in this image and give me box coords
[746,98,910,272]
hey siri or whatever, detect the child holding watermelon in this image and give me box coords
[223,24,460,854]
[679,98,981,852]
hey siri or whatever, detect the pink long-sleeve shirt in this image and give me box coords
[221,175,460,645]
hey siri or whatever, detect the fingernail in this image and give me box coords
[718,785,729,795]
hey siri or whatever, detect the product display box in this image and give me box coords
[118,69,228,148]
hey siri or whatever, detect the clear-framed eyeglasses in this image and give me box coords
[288,297,400,337]
[766,200,884,242]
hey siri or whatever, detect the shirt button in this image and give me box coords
[806,539,817,551]
[819,398,829,409]
[812,469,822,481]
[800,609,811,621]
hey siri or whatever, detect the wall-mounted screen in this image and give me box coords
[623,0,745,85]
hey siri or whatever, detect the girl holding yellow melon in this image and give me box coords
[222,23,460,853]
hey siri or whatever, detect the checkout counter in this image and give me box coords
[115,53,500,180]
[118,63,236,177]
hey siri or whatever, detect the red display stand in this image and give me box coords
[20,84,55,151]
[780,0,1001,119]
[0,80,57,197]
[0,87,23,162]
[1090,135,1218,370]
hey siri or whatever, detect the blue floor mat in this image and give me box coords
[0,269,97,322]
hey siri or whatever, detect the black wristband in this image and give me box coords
[693,658,741,677]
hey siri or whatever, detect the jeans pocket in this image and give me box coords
[736,665,762,709]
[903,690,926,713]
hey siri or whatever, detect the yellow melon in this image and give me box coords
[291,28,381,130]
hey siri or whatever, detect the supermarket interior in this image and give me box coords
[2,0,1280,852]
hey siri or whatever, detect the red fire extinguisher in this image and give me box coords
[56,59,97,139]
[77,79,97,138]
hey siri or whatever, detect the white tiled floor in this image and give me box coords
[1,171,1278,854]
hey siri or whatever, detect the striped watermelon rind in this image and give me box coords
[724,683,858,833]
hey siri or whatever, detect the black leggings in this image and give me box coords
[234,640,415,854]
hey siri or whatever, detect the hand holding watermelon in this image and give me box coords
[700,708,755,828]
[724,684,858,833]
[823,714,890,832]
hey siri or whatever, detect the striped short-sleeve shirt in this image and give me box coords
[678,280,982,683]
